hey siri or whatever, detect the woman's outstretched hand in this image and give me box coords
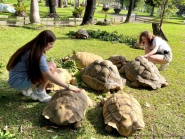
[68,85,81,93]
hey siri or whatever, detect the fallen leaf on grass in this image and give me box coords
[19,125,23,133]
[47,129,54,132]
[144,102,150,107]
[3,125,8,131]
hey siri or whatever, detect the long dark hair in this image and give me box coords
[139,31,155,47]
[6,30,56,84]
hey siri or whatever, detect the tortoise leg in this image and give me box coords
[105,125,113,132]
[103,89,111,96]
[74,121,82,128]
[131,80,140,87]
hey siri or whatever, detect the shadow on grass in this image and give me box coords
[0,82,82,138]
[86,105,123,138]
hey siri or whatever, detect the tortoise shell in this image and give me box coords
[81,59,126,93]
[42,89,93,128]
[73,29,89,39]
[124,56,168,89]
[71,52,103,70]
[46,68,75,91]
[103,91,145,136]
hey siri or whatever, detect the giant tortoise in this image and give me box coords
[124,56,168,89]
[46,68,76,91]
[102,91,145,137]
[71,52,103,70]
[81,59,126,94]
[42,89,93,128]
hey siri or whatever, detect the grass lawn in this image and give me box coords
[0,21,185,139]
[0,1,185,139]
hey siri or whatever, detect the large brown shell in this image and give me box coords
[124,56,168,89]
[103,91,145,136]
[42,89,92,126]
[81,59,126,93]
[71,52,103,69]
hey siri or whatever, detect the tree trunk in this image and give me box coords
[160,0,168,27]
[30,0,40,23]
[64,0,68,7]
[150,6,154,16]
[58,0,62,8]
[124,0,134,23]
[81,0,96,25]
[46,0,49,6]
[75,0,80,8]
[152,23,168,41]
[120,0,124,9]
[48,0,57,13]
[45,0,60,18]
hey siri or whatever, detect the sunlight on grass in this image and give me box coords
[0,2,185,138]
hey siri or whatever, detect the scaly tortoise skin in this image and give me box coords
[124,56,168,89]
[71,52,103,70]
[81,59,126,93]
[42,89,93,128]
[73,29,89,39]
[102,91,145,137]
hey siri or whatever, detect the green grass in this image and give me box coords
[0,21,185,139]
[0,2,185,139]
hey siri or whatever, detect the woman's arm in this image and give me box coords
[144,44,159,58]
[42,70,81,93]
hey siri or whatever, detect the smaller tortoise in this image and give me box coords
[102,91,145,137]
[81,59,126,94]
[46,68,76,91]
[133,41,145,50]
[124,56,168,89]
[71,52,103,69]
[72,29,89,39]
[42,89,93,128]
[107,55,128,74]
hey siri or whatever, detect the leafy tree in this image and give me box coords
[152,0,170,41]
[145,0,161,16]
[174,0,185,15]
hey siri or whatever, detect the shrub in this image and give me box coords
[72,6,85,18]
[67,29,137,47]
[13,1,29,17]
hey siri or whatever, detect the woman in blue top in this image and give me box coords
[6,30,81,102]
[139,31,173,71]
